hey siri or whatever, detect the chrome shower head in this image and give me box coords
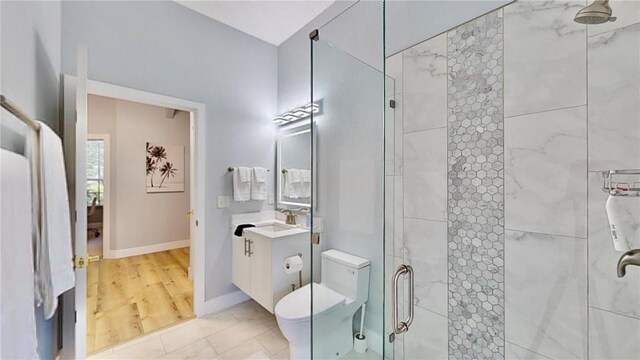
[574,0,617,24]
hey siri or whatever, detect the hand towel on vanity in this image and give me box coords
[233,224,256,237]
[251,167,268,200]
[300,169,311,198]
[1,150,38,360]
[37,122,75,320]
[233,167,251,201]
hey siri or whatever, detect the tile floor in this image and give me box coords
[89,300,382,360]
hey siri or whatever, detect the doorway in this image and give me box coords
[84,92,198,355]
[86,134,109,259]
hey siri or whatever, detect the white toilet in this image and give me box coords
[275,249,370,359]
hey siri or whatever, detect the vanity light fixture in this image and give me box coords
[273,102,320,126]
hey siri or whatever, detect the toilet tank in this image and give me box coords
[321,249,371,303]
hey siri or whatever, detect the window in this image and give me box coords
[87,139,105,206]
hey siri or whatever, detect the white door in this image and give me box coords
[60,45,88,359]
[74,44,89,359]
[189,115,195,279]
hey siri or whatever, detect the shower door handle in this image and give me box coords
[391,264,414,335]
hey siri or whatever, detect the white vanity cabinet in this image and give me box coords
[232,222,310,313]
[231,236,252,295]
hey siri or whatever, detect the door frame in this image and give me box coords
[85,80,207,317]
[86,133,111,258]
[62,74,206,359]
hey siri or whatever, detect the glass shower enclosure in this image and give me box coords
[305,0,639,359]
[309,29,390,358]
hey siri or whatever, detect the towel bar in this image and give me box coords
[227,167,270,173]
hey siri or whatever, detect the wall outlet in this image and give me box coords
[268,192,275,205]
[217,195,230,208]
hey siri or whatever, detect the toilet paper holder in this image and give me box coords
[285,253,303,291]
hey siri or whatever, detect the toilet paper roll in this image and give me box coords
[283,255,303,274]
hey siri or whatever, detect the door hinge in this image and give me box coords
[389,99,396,109]
[74,210,77,223]
[309,29,319,41]
[311,233,320,245]
[74,310,77,323]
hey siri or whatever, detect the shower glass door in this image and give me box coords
[309,19,391,358]
[384,1,640,359]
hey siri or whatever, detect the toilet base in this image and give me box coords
[288,312,354,360]
[289,345,310,360]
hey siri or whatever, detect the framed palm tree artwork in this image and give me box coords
[146,142,185,193]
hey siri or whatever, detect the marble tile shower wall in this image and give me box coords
[384,1,640,359]
[447,10,505,360]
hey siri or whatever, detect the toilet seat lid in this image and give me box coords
[275,283,345,321]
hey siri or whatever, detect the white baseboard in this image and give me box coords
[110,239,190,259]
[201,290,249,317]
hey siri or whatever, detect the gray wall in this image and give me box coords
[62,1,278,301]
[1,1,62,359]
[277,1,356,114]
[88,95,191,253]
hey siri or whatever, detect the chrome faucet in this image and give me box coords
[617,249,640,278]
[280,209,296,225]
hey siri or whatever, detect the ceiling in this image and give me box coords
[175,0,335,46]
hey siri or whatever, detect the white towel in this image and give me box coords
[300,169,311,198]
[1,150,38,360]
[25,129,42,305]
[290,169,301,183]
[291,169,303,199]
[37,122,75,320]
[233,167,251,201]
[238,166,250,182]
[284,169,299,199]
[251,167,268,200]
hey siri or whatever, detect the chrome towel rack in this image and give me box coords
[1,95,41,132]
[0,94,43,240]
[227,167,270,173]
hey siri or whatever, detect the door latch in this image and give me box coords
[74,254,100,269]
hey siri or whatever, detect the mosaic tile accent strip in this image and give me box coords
[447,10,505,360]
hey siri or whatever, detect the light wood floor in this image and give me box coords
[87,247,194,354]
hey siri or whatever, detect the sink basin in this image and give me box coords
[257,223,294,232]
[245,220,308,239]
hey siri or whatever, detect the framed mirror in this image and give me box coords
[277,126,311,209]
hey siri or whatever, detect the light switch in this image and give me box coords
[217,195,230,208]
[268,192,275,205]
